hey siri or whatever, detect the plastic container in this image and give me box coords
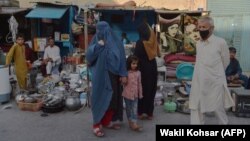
[164,100,177,112]
[176,62,194,80]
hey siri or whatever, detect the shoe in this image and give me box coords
[93,127,104,137]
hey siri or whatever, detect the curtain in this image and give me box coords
[213,16,235,47]
[240,15,250,71]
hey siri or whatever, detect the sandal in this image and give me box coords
[138,114,147,120]
[93,127,104,137]
[129,122,142,132]
[147,116,153,120]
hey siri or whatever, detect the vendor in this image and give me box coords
[226,47,249,88]
[42,37,61,77]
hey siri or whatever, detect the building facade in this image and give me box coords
[18,0,206,11]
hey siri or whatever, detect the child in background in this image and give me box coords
[122,55,143,131]
[5,34,28,90]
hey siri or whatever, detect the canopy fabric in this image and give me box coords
[25,7,68,19]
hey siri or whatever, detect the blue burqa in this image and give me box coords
[86,21,127,124]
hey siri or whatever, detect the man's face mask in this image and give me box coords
[199,29,210,40]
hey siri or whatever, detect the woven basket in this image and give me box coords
[17,100,43,112]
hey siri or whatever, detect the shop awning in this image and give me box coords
[25,7,68,19]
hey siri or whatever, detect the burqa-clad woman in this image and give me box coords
[134,22,160,120]
[86,21,127,137]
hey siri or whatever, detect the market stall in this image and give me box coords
[90,6,156,57]
[155,9,210,80]
[25,2,74,57]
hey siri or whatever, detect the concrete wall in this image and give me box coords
[18,0,206,10]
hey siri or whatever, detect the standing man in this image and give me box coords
[189,16,234,124]
[6,34,28,90]
[43,37,61,76]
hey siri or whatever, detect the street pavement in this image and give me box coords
[1,101,250,141]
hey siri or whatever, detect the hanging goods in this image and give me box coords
[6,15,18,43]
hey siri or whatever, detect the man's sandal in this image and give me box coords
[93,127,104,137]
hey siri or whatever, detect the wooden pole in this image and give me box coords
[84,9,91,108]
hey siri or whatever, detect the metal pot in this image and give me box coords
[65,95,81,111]
[176,98,190,114]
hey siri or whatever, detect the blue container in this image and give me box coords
[176,62,194,80]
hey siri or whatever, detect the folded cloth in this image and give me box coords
[164,54,196,64]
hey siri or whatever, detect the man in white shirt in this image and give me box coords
[189,16,234,125]
[43,37,61,76]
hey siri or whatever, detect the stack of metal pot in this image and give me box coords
[65,90,81,111]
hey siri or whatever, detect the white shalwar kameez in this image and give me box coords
[189,34,234,125]
[43,45,61,74]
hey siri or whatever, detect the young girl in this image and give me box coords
[122,55,143,131]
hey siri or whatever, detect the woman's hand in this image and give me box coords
[120,76,127,85]
[98,40,105,46]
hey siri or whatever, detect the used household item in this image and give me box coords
[160,82,176,101]
[176,62,194,80]
[164,95,176,112]
[65,95,81,111]
[157,66,166,82]
[176,98,190,114]
[0,65,11,103]
[80,92,87,105]
[231,89,250,117]
[17,100,43,112]
[42,100,64,113]
[178,82,191,96]
[156,57,165,67]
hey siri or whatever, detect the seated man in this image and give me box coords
[226,47,249,88]
[42,37,61,76]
